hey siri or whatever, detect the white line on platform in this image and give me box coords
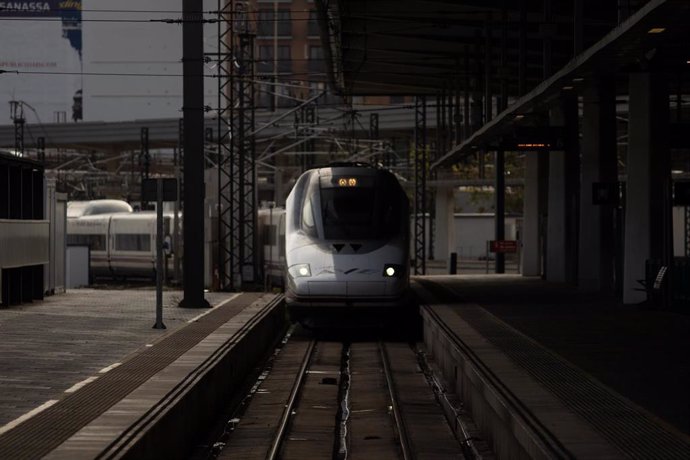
[0,399,59,436]
[187,293,240,323]
[98,362,122,374]
[64,376,98,393]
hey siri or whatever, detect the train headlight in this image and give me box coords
[383,264,404,278]
[289,263,311,278]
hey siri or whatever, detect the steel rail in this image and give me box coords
[266,339,317,460]
[380,341,413,460]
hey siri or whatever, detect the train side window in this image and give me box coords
[270,224,277,246]
[90,235,106,251]
[115,234,151,252]
[66,234,105,250]
[262,224,277,246]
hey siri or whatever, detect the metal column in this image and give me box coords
[36,137,45,164]
[174,119,183,283]
[686,206,690,257]
[414,96,427,275]
[233,26,258,287]
[10,101,24,156]
[179,0,208,308]
[369,113,380,163]
[140,127,150,207]
[217,0,233,291]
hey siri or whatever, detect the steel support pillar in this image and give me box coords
[463,48,471,139]
[563,92,580,284]
[369,113,379,140]
[139,127,150,206]
[522,153,543,276]
[543,0,552,79]
[36,137,45,164]
[301,105,316,170]
[217,0,233,291]
[10,101,24,156]
[414,96,427,275]
[686,206,690,257]
[518,0,527,95]
[578,78,617,292]
[175,119,183,283]
[179,0,208,308]
[495,16,507,274]
[217,2,257,290]
[233,29,257,288]
[495,150,506,273]
[623,72,671,305]
[546,92,579,283]
[369,113,379,163]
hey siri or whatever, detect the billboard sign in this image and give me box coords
[0,1,82,123]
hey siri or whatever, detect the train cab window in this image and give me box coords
[320,174,405,240]
[321,187,376,239]
[115,234,151,252]
[289,173,311,231]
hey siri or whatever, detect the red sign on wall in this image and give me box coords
[490,240,518,253]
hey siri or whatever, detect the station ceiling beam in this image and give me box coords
[317,0,622,96]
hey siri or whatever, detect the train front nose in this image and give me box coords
[287,257,407,300]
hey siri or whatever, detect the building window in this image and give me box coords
[257,8,291,37]
[276,9,291,36]
[308,10,320,36]
[258,45,274,73]
[309,45,324,73]
[277,45,292,73]
[258,45,292,74]
[257,9,273,36]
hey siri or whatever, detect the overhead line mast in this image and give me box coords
[217,1,257,291]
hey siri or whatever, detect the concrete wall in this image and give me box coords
[453,214,517,260]
[0,220,50,305]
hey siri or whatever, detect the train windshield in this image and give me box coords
[320,177,404,240]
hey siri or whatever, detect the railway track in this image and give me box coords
[213,331,475,459]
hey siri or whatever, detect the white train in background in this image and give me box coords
[258,206,286,289]
[67,200,177,280]
[283,163,411,326]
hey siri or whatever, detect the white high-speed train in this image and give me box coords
[284,163,411,326]
[258,206,286,289]
[67,201,176,280]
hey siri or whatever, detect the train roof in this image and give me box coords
[67,199,133,218]
[109,211,176,221]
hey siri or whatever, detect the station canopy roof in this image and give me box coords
[317,0,690,165]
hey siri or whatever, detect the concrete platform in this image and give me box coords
[414,275,690,459]
[0,288,286,459]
